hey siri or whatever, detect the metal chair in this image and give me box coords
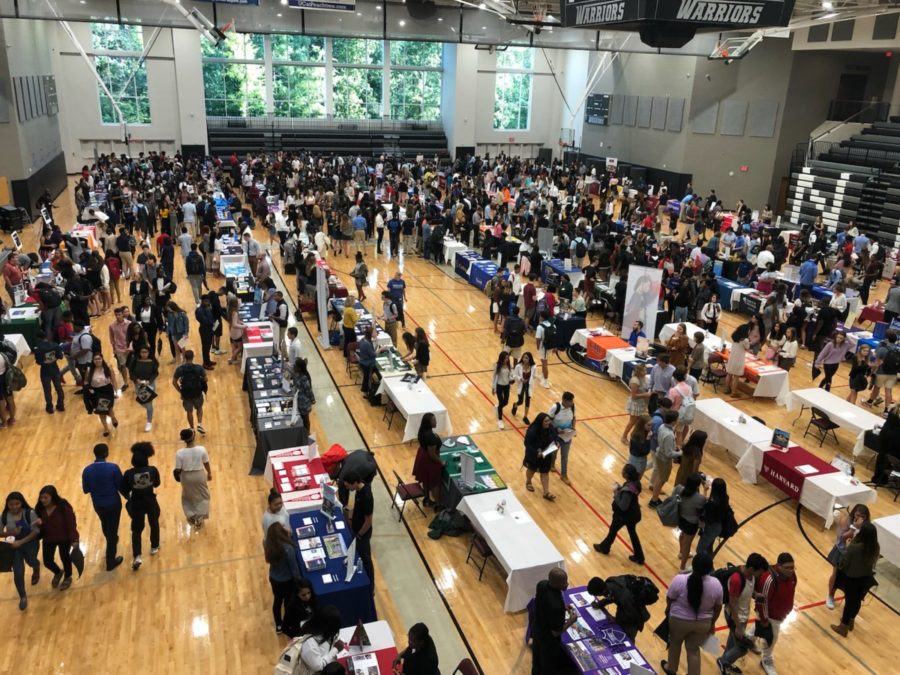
[452,658,478,675]
[465,533,494,581]
[704,353,728,392]
[345,341,360,382]
[382,398,397,428]
[804,407,840,446]
[389,470,428,521]
[880,454,900,502]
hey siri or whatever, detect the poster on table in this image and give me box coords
[620,264,663,342]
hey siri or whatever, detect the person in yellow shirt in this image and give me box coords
[342,300,359,357]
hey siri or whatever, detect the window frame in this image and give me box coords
[90,22,151,126]
[493,47,534,131]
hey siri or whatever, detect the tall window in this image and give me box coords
[494,47,533,131]
[272,35,326,118]
[389,41,441,121]
[333,38,384,119]
[202,33,266,116]
[91,23,150,124]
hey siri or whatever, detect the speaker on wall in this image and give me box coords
[407,0,437,20]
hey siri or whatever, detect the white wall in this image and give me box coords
[50,22,206,173]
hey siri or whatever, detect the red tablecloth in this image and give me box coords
[586,335,629,361]
[338,646,398,674]
[272,457,326,494]
[858,304,885,325]
[761,444,839,500]
[714,350,784,383]
[244,325,273,344]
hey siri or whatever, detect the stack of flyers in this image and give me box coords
[566,617,595,641]
[566,641,598,671]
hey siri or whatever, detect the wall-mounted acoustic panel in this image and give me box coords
[650,96,668,130]
[719,99,748,136]
[609,94,624,125]
[748,100,779,138]
[636,96,652,128]
[44,75,58,116]
[13,77,26,122]
[691,101,718,135]
[623,94,637,126]
[667,97,685,132]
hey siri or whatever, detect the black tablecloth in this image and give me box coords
[252,417,308,474]
[554,314,587,349]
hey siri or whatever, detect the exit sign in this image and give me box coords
[740,165,749,172]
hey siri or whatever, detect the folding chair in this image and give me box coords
[382,398,398,429]
[804,407,840,447]
[465,533,494,581]
[452,658,478,675]
[390,470,427,521]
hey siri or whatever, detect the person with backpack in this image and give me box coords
[752,552,797,675]
[593,463,645,565]
[570,231,589,268]
[119,444,161,571]
[173,350,208,434]
[662,553,722,675]
[648,410,681,508]
[185,243,207,307]
[716,553,770,674]
[548,392,576,484]
[668,369,697,444]
[70,322,98,395]
[501,305,526,364]
[589,574,657,640]
[1,491,42,610]
[863,329,900,412]
[535,311,556,388]
[33,337,65,414]
[174,428,212,529]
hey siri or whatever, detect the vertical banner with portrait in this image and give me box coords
[621,265,663,342]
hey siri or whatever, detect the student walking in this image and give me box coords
[173,350,208,433]
[81,443,124,571]
[174,428,212,529]
[35,485,79,591]
[593,463,645,564]
[351,252,368,301]
[0,491,42,610]
[717,553,770,673]
[510,351,535,424]
[129,345,159,432]
[492,351,513,430]
[120,445,161,571]
[548,392,577,485]
[523,413,561,502]
[753,552,797,675]
[84,352,120,436]
[621,362,650,443]
[831,522,879,637]
[33,337,65,413]
[662,554,722,675]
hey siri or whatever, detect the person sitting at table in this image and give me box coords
[392,622,440,675]
[412,413,444,509]
[291,605,346,672]
[523,413,561,502]
[569,286,587,317]
[829,282,849,321]
[531,568,579,675]
[763,321,784,361]
[282,578,317,638]
[628,320,646,348]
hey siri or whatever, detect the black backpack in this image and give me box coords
[505,317,525,348]
[540,320,557,350]
[575,238,587,259]
[883,344,900,375]
[712,564,745,604]
[178,365,206,399]
[186,253,204,276]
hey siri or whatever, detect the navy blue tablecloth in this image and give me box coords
[716,277,748,312]
[554,314,587,349]
[470,260,502,290]
[454,250,481,280]
[289,510,376,628]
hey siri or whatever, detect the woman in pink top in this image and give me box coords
[662,553,723,675]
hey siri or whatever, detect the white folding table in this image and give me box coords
[692,398,773,459]
[378,376,452,442]
[873,513,900,567]
[457,489,565,612]
[787,388,884,455]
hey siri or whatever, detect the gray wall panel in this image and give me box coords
[748,100,779,138]
[691,101,718,134]
[623,94,637,126]
[637,95,652,128]
[720,99,748,136]
[666,97,685,132]
[651,96,668,130]
[609,94,624,125]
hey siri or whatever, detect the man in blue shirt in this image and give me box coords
[798,256,818,299]
[649,354,675,395]
[387,271,407,328]
[81,443,124,571]
[387,214,401,257]
[352,213,367,256]
[628,320,646,348]
[853,232,870,254]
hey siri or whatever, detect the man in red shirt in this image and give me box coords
[751,552,797,675]
[523,273,537,329]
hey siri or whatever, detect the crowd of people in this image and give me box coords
[1,145,893,675]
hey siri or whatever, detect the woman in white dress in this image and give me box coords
[725,323,751,395]
[174,428,212,528]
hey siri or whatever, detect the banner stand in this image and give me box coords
[316,264,330,349]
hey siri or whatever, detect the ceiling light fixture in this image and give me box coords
[819,11,838,19]
[822,1,833,9]
[479,3,486,8]
[438,17,443,22]
[399,19,406,26]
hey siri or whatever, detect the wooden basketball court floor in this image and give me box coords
[0,184,896,674]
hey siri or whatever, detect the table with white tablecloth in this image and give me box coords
[456,489,565,612]
[787,388,884,455]
[443,238,468,264]
[801,472,877,528]
[378,376,452,442]
[569,327,613,350]
[692,398,774,459]
[873,514,900,567]
[608,347,639,381]
[737,441,877,527]
[1,332,31,359]
[730,287,757,310]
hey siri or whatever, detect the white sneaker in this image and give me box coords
[542,379,551,388]
[144,422,152,432]
[826,596,835,610]
[150,547,159,555]
[761,661,777,675]
[132,556,142,571]
[498,420,505,430]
